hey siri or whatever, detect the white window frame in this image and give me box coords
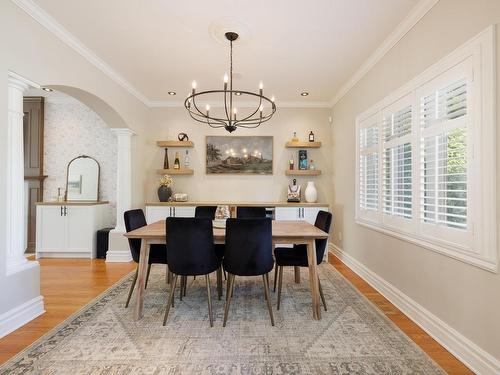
[355,26,497,272]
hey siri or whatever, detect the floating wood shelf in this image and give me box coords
[285,169,322,176]
[156,168,194,175]
[156,140,194,147]
[285,141,322,148]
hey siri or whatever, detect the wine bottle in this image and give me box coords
[163,148,170,169]
[184,150,190,167]
[174,152,180,169]
[309,131,315,142]
[289,154,294,170]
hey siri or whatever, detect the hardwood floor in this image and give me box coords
[0,256,472,374]
[0,258,136,365]
[328,253,473,375]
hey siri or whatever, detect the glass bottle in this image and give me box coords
[309,159,316,170]
[184,150,190,167]
[173,152,180,169]
[163,148,170,169]
[309,131,315,142]
[289,154,295,170]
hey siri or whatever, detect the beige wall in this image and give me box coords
[0,1,150,316]
[145,107,333,203]
[330,0,500,362]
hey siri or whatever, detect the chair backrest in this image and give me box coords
[195,206,217,219]
[166,217,219,276]
[314,210,333,263]
[124,209,147,263]
[223,218,273,276]
[236,206,267,218]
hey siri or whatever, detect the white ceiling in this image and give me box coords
[29,0,419,106]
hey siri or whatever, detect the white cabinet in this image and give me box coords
[275,206,329,224]
[36,203,110,259]
[145,205,196,223]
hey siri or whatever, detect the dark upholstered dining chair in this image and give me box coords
[194,205,224,297]
[274,210,332,311]
[236,206,267,218]
[194,205,217,219]
[163,217,222,327]
[124,209,168,308]
[222,218,275,326]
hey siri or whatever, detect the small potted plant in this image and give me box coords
[158,174,173,202]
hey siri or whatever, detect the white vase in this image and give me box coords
[304,181,318,203]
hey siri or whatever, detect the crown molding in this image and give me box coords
[11,0,152,107]
[329,0,440,107]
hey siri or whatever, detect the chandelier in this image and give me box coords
[184,32,276,133]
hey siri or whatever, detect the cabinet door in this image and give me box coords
[146,206,172,223]
[303,207,329,225]
[173,206,196,218]
[66,206,93,253]
[275,207,300,220]
[36,205,66,255]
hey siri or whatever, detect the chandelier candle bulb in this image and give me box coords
[205,104,210,113]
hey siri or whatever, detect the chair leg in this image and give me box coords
[318,277,327,311]
[166,265,170,284]
[265,272,270,291]
[125,266,139,308]
[277,266,284,310]
[205,274,213,327]
[216,267,223,300]
[179,276,185,301]
[183,276,187,297]
[163,274,178,326]
[223,274,235,327]
[145,264,152,289]
[273,266,278,292]
[262,275,275,326]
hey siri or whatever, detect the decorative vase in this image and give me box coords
[304,181,318,203]
[157,186,172,202]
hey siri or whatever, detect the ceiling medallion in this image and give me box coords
[184,32,276,133]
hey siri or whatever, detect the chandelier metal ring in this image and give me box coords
[184,31,276,133]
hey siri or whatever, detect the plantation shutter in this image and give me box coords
[420,78,468,231]
[382,98,413,224]
[358,116,379,220]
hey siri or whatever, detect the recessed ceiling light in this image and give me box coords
[235,92,242,96]
[168,91,176,96]
[41,87,53,92]
[300,91,309,96]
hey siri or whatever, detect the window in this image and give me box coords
[355,27,497,271]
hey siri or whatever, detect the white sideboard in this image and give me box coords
[36,202,111,259]
[145,205,196,223]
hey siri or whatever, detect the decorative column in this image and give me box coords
[6,74,33,273]
[106,128,135,262]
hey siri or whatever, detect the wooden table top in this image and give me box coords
[125,220,329,241]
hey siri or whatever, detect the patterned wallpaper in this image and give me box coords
[43,96,117,225]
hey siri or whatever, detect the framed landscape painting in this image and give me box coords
[206,136,273,175]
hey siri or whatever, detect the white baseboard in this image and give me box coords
[0,296,45,338]
[105,250,132,263]
[329,244,500,375]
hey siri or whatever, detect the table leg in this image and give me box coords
[306,239,321,320]
[134,239,151,320]
[294,266,301,283]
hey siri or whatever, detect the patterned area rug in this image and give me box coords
[0,264,444,374]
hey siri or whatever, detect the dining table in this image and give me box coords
[124,219,329,321]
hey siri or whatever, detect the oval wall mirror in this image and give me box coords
[65,155,100,201]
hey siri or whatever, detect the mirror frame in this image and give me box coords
[65,155,101,201]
